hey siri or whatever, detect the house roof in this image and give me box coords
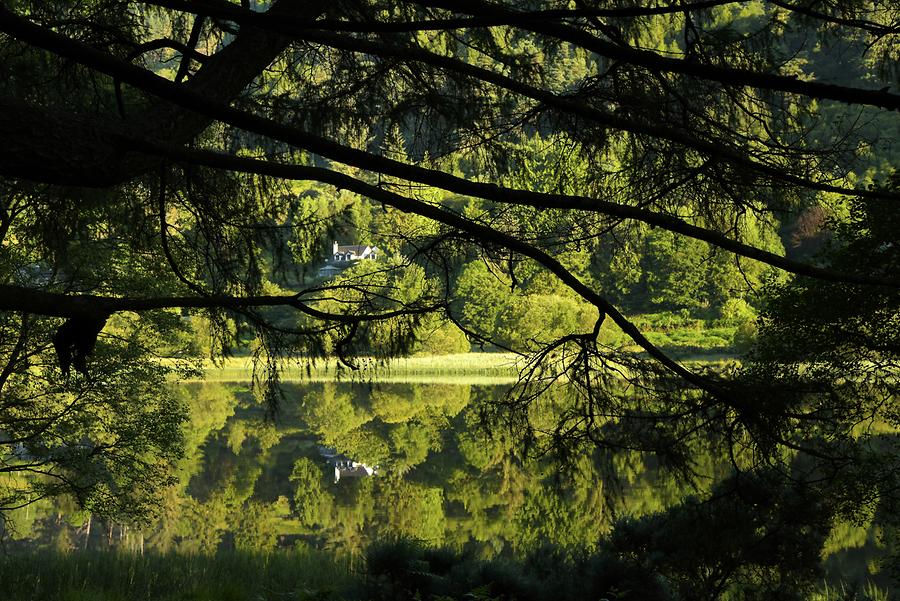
[336,465,373,478]
[336,245,372,254]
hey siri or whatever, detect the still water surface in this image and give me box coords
[4,380,883,582]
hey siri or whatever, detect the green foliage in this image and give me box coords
[415,318,471,356]
[453,259,597,351]
[718,298,757,327]
[513,486,604,553]
[732,318,758,353]
[389,421,438,470]
[643,228,712,310]
[0,313,188,523]
[452,260,512,343]
[499,293,596,349]
[291,458,331,528]
[455,424,505,472]
[380,480,446,545]
[232,498,290,551]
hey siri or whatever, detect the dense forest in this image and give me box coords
[0,0,898,599]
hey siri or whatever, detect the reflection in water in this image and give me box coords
[1,381,888,585]
[319,446,378,483]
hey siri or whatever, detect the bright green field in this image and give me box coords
[191,352,522,384]
[183,345,738,384]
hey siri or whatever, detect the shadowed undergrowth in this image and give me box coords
[1,541,890,601]
[0,548,353,601]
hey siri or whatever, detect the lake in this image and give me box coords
[2,379,886,586]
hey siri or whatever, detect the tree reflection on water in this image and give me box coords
[2,380,888,590]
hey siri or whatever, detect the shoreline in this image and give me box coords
[175,351,739,384]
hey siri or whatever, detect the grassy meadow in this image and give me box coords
[191,352,523,384]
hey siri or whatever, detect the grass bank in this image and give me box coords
[182,348,738,385]
[190,352,522,384]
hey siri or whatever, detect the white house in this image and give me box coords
[318,446,378,483]
[332,459,377,484]
[331,241,379,262]
[318,241,380,278]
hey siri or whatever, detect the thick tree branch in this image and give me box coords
[412,0,900,112]
[0,1,325,182]
[2,5,897,204]
[145,0,740,34]
[0,314,28,393]
[294,29,876,198]
[766,0,900,37]
[126,38,209,64]
[4,0,883,203]
[16,141,712,394]
[174,14,206,83]
[0,285,438,325]
[126,138,900,290]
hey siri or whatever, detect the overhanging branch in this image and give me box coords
[3,2,895,203]
[124,136,900,290]
[143,0,741,33]
[0,285,440,325]
[413,0,900,112]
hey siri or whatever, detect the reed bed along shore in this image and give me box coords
[174,351,739,385]
[187,352,523,384]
